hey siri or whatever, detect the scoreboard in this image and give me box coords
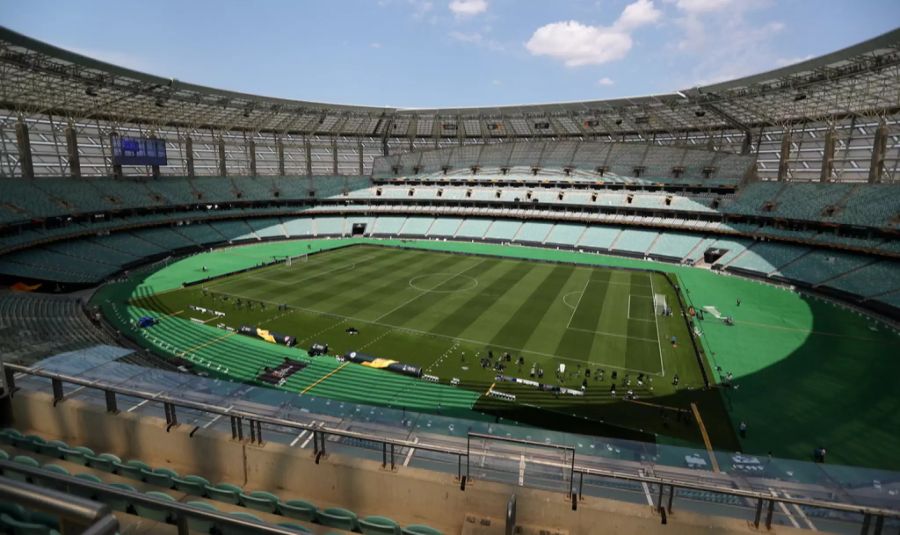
[112,136,167,166]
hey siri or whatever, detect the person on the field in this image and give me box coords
[672,373,680,386]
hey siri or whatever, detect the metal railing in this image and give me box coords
[0,463,307,535]
[0,475,118,535]
[5,362,900,533]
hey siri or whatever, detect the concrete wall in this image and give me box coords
[12,391,806,534]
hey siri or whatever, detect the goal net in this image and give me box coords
[653,294,668,316]
[285,253,307,267]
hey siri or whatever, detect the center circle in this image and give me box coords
[409,273,479,293]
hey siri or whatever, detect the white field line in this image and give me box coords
[649,273,665,377]
[566,278,592,330]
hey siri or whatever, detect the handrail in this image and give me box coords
[0,475,118,535]
[0,462,309,535]
[6,362,900,523]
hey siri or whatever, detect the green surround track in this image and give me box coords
[94,237,900,470]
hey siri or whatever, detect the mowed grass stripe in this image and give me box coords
[205,244,371,291]
[489,264,577,351]
[413,258,535,338]
[372,256,489,326]
[334,252,480,320]
[554,272,611,366]
[210,246,399,301]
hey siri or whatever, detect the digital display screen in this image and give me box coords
[112,136,167,166]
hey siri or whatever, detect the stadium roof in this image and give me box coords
[1,25,898,139]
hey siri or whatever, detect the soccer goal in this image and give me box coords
[653,293,669,316]
[285,253,307,267]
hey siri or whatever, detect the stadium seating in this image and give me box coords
[612,229,659,256]
[777,250,874,285]
[823,259,900,297]
[726,242,811,276]
[649,233,704,260]
[513,221,555,244]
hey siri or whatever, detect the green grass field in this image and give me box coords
[104,237,900,470]
[133,243,722,446]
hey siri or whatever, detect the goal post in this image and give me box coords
[285,253,307,267]
[653,293,668,316]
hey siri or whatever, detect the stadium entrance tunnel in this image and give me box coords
[95,236,900,471]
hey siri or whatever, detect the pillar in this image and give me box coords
[777,130,791,181]
[248,139,257,177]
[358,139,364,175]
[65,125,81,177]
[185,136,195,177]
[331,137,338,175]
[820,129,835,183]
[741,131,753,155]
[15,118,34,178]
[868,122,887,184]
[277,138,285,176]
[304,138,312,176]
[109,132,122,178]
[218,137,227,176]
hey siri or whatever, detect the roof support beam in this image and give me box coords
[15,117,34,178]
[65,123,80,177]
[868,121,887,183]
[820,128,835,182]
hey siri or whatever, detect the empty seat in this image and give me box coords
[72,473,103,500]
[9,455,39,482]
[113,459,151,480]
[0,513,59,535]
[35,441,68,459]
[84,453,120,473]
[276,522,312,533]
[141,467,178,488]
[240,490,279,513]
[0,428,23,445]
[359,515,400,535]
[174,474,211,496]
[317,507,357,531]
[101,482,137,513]
[280,499,317,521]
[59,446,94,466]
[401,525,443,535]
[186,501,219,534]
[134,491,175,522]
[205,483,243,504]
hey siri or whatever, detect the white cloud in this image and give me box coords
[370,42,383,49]
[617,0,662,30]
[672,0,732,13]
[449,0,487,16]
[525,0,661,67]
[491,79,502,86]
[596,77,615,86]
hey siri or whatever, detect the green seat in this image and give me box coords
[0,502,27,521]
[239,490,279,513]
[35,440,67,458]
[100,483,136,513]
[141,467,177,488]
[174,475,210,496]
[9,455,39,482]
[11,434,43,452]
[219,512,263,535]
[85,453,120,473]
[36,464,69,491]
[0,428,23,445]
[58,446,94,466]
[73,473,103,500]
[113,460,151,481]
[185,501,218,534]
[28,512,60,531]
[134,491,175,522]
[280,499,317,521]
[0,513,59,535]
[0,449,8,461]
[204,483,243,505]
[317,508,357,531]
[401,525,443,535]
[277,522,312,533]
[359,515,400,535]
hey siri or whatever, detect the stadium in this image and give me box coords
[0,13,898,535]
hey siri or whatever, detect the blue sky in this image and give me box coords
[1,0,898,108]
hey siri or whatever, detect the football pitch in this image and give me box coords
[134,243,720,444]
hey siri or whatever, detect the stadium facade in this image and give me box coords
[0,25,898,535]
